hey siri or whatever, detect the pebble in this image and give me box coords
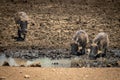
[117,61,120,66]
[28,62,41,67]
[0,77,6,80]
[2,61,10,66]
[24,75,30,79]
[51,69,56,72]
[19,71,22,73]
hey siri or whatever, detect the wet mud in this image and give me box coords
[0,48,120,68]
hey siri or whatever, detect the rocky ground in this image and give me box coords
[0,0,120,67]
[0,0,120,49]
[0,67,120,80]
[0,48,119,67]
[0,0,120,79]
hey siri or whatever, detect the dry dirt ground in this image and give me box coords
[0,67,120,80]
[0,0,120,80]
[0,0,120,49]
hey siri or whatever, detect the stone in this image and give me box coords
[20,64,25,67]
[0,77,6,80]
[28,62,41,67]
[52,62,59,65]
[24,75,30,79]
[2,61,10,66]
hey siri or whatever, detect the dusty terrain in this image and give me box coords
[0,0,120,49]
[0,0,120,80]
[0,67,120,80]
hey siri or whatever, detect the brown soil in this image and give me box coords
[0,67,120,80]
[0,0,120,49]
[0,0,120,80]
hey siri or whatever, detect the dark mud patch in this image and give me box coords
[1,48,71,59]
[0,54,72,67]
[0,48,120,67]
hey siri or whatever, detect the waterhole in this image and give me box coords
[0,49,120,67]
[0,54,79,68]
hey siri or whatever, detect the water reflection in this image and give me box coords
[0,54,76,68]
[0,54,18,66]
[28,58,71,68]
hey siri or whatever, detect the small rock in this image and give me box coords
[20,64,25,67]
[85,75,89,77]
[117,61,120,66]
[0,77,6,80]
[28,62,41,67]
[24,75,30,79]
[51,69,56,72]
[2,61,10,66]
[19,71,22,73]
[52,62,59,65]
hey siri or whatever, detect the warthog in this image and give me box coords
[71,30,89,55]
[14,11,29,40]
[89,32,109,59]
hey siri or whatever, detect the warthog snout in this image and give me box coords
[89,44,98,59]
[71,43,78,55]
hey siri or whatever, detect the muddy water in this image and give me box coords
[0,49,120,67]
[0,54,18,66]
[0,54,79,68]
[26,58,72,68]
